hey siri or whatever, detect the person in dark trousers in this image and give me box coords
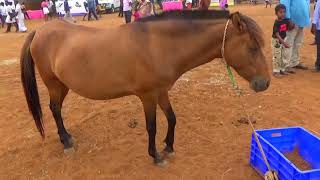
[21,2,30,20]
[311,0,318,45]
[123,0,132,23]
[312,0,320,71]
[83,0,89,20]
[5,1,18,33]
[63,0,76,22]
[88,0,98,20]
[118,0,123,17]
[0,2,6,28]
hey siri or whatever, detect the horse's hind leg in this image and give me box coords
[47,80,73,153]
[158,91,176,156]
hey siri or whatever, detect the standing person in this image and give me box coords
[123,0,132,23]
[15,0,27,32]
[21,2,30,20]
[64,0,76,22]
[95,0,102,18]
[186,0,192,9]
[312,0,320,71]
[41,0,49,21]
[118,0,123,17]
[48,0,54,19]
[199,0,210,10]
[55,0,63,19]
[5,1,18,33]
[83,0,88,20]
[272,4,294,77]
[88,0,98,20]
[265,0,271,8]
[280,0,310,70]
[0,2,6,28]
[311,0,318,45]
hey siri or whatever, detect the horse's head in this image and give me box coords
[224,12,270,92]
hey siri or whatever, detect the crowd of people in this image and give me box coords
[272,0,317,77]
[0,0,27,32]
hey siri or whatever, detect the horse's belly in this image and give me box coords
[64,78,134,100]
[55,64,135,100]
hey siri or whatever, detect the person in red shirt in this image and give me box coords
[271,4,295,77]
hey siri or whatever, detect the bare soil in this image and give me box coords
[284,149,312,171]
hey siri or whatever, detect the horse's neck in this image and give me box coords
[168,21,226,75]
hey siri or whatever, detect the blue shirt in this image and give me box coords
[313,0,320,29]
[88,0,96,9]
[280,0,311,28]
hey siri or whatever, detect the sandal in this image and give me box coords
[285,67,296,74]
[280,70,289,75]
[273,72,283,78]
[293,63,308,70]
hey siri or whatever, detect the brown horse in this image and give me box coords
[20,10,270,166]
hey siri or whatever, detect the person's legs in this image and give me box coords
[17,18,27,32]
[14,22,18,32]
[0,15,3,28]
[88,9,92,20]
[93,8,98,20]
[315,30,320,70]
[272,38,285,76]
[124,10,132,23]
[283,26,298,68]
[5,23,11,32]
[83,13,87,20]
[291,27,306,69]
[118,6,123,17]
[24,12,30,20]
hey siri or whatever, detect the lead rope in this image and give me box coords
[221,20,278,180]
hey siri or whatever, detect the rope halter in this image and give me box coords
[220,18,278,180]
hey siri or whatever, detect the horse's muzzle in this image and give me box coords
[250,77,270,92]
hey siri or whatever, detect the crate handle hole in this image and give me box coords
[271,133,282,137]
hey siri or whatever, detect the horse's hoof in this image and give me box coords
[64,147,75,154]
[162,146,175,158]
[68,137,74,146]
[154,153,167,167]
[155,159,168,167]
[163,151,175,158]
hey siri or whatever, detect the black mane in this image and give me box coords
[136,10,230,22]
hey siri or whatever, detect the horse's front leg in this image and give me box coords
[140,93,166,166]
[158,91,176,156]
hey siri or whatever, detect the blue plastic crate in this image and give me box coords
[250,127,320,180]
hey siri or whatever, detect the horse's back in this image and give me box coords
[29,20,177,100]
[30,20,138,99]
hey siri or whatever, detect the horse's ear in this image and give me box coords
[230,12,245,32]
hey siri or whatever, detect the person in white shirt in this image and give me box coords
[15,0,27,32]
[186,0,193,8]
[48,0,54,19]
[0,2,6,28]
[5,0,18,32]
[123,0,132,23]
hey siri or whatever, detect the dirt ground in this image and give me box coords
[1,5,320,180]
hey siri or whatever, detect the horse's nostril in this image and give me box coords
[266,80,270,88]
[254,80,259,88]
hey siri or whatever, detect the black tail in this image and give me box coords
[20,31,44,138]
